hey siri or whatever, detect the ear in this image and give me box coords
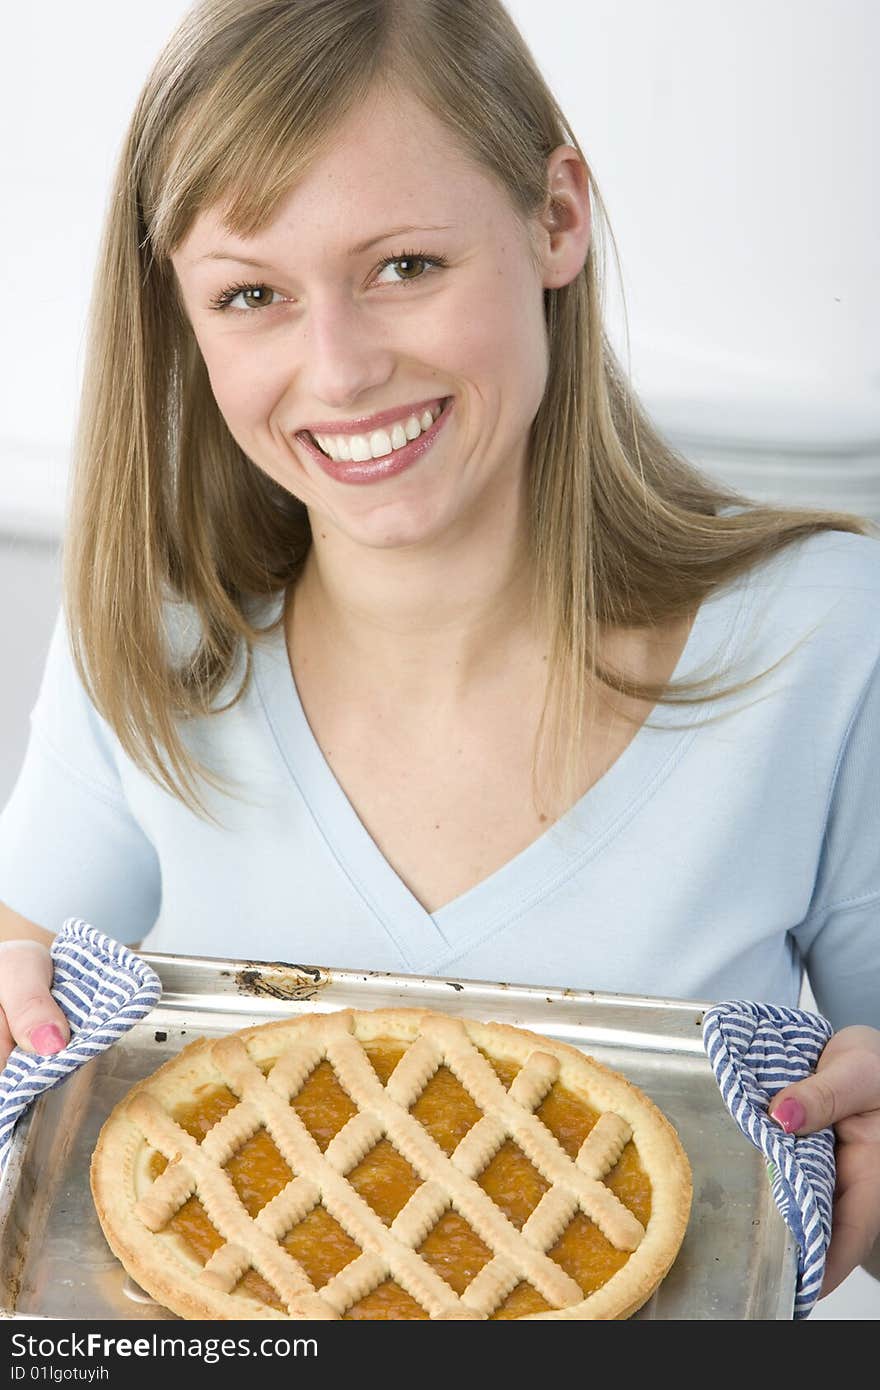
[534,145,592,290]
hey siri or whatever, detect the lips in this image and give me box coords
[298,395,448,439]
[294,396,454,485]
[301,400,444,462]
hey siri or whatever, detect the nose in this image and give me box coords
[297,292,396,410]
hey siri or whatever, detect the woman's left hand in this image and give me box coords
[768,1025,880,1296]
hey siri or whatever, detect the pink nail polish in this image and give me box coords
[29,1024,66,1056]
[771,1097,806,1134]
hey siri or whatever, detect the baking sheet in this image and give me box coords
[0,953,798,1320]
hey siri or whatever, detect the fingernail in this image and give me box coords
[770,1098,806,1134]
[29,1024,67,1056]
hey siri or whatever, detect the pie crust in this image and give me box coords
[90,1008,692,1319]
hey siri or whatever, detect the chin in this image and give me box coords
[336,498,455,552]
[351,521,444,552]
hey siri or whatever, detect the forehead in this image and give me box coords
[176,85,505,265]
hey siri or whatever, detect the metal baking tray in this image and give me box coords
[0,952,798,1320]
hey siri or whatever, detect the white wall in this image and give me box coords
[508,0,879,433]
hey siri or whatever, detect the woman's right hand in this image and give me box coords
[0,939,69,1068]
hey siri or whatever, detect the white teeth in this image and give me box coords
[369,428,393,458]
[311,401,443,463]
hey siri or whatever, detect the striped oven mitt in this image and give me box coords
[702,1000,836,1319]
[0,918,162,1176]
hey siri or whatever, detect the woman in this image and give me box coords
[0,0,877,1297]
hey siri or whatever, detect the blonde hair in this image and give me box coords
[64,0,872,815]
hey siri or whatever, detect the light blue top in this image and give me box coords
[1,530,878,1030]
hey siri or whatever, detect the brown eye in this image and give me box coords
[209,281,285,313]
[240,286,274,308]
[394,256,426,279]
[374,251,445,288]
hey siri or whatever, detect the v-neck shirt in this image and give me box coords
[1,530,878,1030]
[253,575,736,975]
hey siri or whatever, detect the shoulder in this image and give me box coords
[160,597,204,667]
[689,529,880,720]
[749,527,880,595]
[788,526,878,580]
[41,592,278,735]
[742,528,880,663]
[162,592,284,665]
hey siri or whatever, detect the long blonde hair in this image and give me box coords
[64,0,872,815]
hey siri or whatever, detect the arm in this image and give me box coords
[0,610,161,946]
[1,612,164,1068]
[0,901,54,949]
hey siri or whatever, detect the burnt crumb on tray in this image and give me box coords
[234,963,327,1001]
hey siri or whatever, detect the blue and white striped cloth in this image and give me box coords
[702,1000,836,1319]
[0,918,161,1176]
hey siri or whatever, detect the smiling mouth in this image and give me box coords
[295,396,454,486]
[302,399,449,464]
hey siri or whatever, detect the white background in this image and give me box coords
[0,0,877,1317]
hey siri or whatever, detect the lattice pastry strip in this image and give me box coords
[320,1027,585,1309]
[128,1092,331,1317]
[234,1038,480,1312]
[341,1021,640,1316]
[200,1176,320,1293]
[91,1008,693,1321]
[203,1032,475,1317]
[211,1017,565,1314]
[462,1113,635,1314]
[421,1016,644,1248]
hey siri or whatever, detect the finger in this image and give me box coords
[0,1011,15,1072]
[820,1165,880,1296]
[821,1213,873,1297]
[0,941,69,1055]
[768,1044,880,1136]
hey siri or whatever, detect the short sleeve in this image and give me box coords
[0,611,161,943]
[794,651,880,1030]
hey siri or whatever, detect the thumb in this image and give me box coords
[768,1027,880,1136]
[0,940,69,1062]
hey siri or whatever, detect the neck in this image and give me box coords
[288,483,542,702]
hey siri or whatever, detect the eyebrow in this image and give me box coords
[194,223,453,267]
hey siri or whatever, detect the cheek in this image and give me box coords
[201,342,279,432]
[195,337,310,500]
[449,256,546,389]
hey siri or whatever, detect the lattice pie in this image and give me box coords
[90,1008,692,1319]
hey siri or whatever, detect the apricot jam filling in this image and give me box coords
[146,1039,651,1319]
